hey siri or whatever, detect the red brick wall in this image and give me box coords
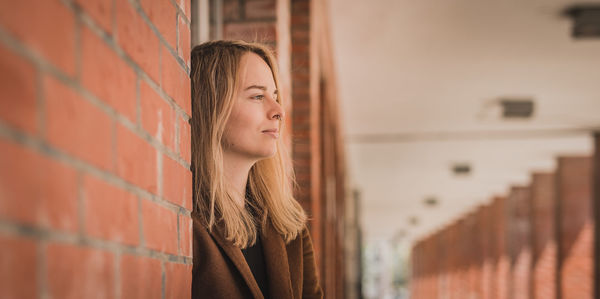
[0,0,192,298]
[557,156,594,299]
[531,172,557,299]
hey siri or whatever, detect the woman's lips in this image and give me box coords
[262,129,279,138]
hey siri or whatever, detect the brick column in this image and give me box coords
[478,204,494,299]
[557,156,594,299]
[492,196,511,299]
[411,239,423,299]
[423,234,439,299]
[447,221,464,299]
[0,0,193,298]
[508,186,533,299]
[465,211,483,299]
[531,172,557,299]
[440,226,452,296]
[290,0,329,292]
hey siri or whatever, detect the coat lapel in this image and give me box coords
[208,223,264,299]
[261,221,293,299]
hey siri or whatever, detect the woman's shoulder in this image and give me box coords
[190,210,213,238]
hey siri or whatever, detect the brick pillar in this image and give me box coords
[492,196,511,299]
[290,0,328,290]
[478,204,494,299]
[423,234,439,299]
[447,221,464,299]
[508,186,533,299]
[531,172,557,299]
[0,0,193,298]
[411,239,423,299]
[465,211,483,299]
[438,226,451,296]
[557,156,594,299]
[457,217,470,299]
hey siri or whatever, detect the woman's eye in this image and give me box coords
[252,95,265,100]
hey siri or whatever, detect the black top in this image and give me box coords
[241,234,270,299]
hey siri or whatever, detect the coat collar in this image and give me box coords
[261,220,293,299]
[208,220,293,299]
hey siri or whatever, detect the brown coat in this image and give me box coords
[191,211,323,299]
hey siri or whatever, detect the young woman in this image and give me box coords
[190,40,323,299]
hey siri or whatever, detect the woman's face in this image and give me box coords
[222,52,284,162]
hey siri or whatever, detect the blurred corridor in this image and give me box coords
[1,0,600,298]
[329,0,600,298]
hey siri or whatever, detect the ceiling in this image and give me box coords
[327,0,600,245]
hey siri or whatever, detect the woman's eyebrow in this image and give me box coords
[244,85,267,91]
[244,85,278,94]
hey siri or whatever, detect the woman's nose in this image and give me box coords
[270,97,285,121]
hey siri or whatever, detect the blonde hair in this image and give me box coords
[190,40,306,248]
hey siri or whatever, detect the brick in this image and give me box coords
[179,116,191,164]
[178,16,191,66]
[165,262,192,299]
[83,175,139,245]
[116,0,160,82]
[223,22,276,43]
[291,14,309,27]
[81,26,137,122]
[120,255,162,299]
[140,81,175,151]
[0,139,79,231]
[222,0,241,21]
[0,0,75,75]
[142,201,178,254]
[75,0,113,34]
[45,75,113,170]
[0,234,37,299]
[245,0,277,19]
[0,45,36,134]
[161,50,191,115]
[291,0,309,14]
[47,244,114,299]
[116,124,157,194]
[163,156,192,210]
[140,0,177,50]
[179,215,192,257]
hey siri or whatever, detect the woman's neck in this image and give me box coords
[222,154,256,207]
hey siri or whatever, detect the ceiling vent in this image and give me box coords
[500,98,534,118]
[564,5,600,38]
[423,196,438,207]
[452,163,471,176]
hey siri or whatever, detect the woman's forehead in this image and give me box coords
[238,52,276,90]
